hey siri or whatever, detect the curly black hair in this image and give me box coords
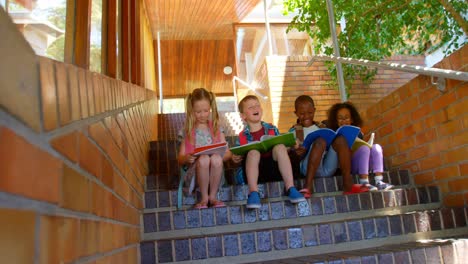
[327,101,363,130]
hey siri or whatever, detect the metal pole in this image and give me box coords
[263,0,273,55]
[157,31,163,113]
[326,0,347,102]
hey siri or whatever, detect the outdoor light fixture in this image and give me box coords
[223,66,233,75]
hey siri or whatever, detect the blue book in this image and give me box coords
[302,125,360,150]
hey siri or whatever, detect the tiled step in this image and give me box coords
[144,170,413,209]
[139,207,468,263]
[254,238,468,264]
[142,186,440,234]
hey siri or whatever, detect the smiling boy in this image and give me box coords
[231,95,305,209]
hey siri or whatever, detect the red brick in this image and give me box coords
[460,163,468,175]
[444,193,465,207]
[55,63,71,125]
[419,155,443,171]
[50,131,78,162]
[447,100,466,120]
[78,132,102,178]
[61,165,90,212]
[0,209,36,264]
[0,127,61,203]
[434,165,460,180]
[39,216,79,264]
[418,86,439,104]
[414,171,434,185]
[39,57,58,131]
[448,177,468,192]
[411,104,432,121]
[432,91,456,111]
[415,128,437,145]
[443,146,468,164]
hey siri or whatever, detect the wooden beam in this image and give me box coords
[130,0,137,84]
[74,0,91,69]
[106,0,117,78]
[121,0,130,82]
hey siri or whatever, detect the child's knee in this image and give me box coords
[312,138,327,151]
[246,150,261,160]
[272,144,287,154]
[197,155,210,168]
[210,155,223,167]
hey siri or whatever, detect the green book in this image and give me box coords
[230,132,296,156]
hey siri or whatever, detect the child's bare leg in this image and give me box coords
[245,150,261,193]
[332,135,353,192]
[196,155,211,204]
[305,138,327,192]
[272,144,294,190]
[208,154,223,201]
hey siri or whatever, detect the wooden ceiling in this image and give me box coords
[144,0,262,98]
[143,0,262,40]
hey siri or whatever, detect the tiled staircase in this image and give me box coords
[141,114,468,263]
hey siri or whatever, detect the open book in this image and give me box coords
[351,133,375,152]
[193,142,228,156]
[302,125,360,150]
[230,132,296,156]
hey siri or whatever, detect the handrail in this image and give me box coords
[307,54,468,92]
[232,76,268,112]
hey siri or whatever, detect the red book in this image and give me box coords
[193,142,228,156]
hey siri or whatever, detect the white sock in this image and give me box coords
[375,175,384,184]
[359,178,370,185]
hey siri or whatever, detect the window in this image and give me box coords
[89,0,103,73]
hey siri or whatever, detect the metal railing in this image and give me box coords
[307,54,468,92]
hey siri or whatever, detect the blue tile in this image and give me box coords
[303,225,318,247]
[201,208,215,227]
[375,217,389,238]
[345,257,361,264]
[415,212,430,232]
[389,170,400,185]
[335,195,348,213]
[362,219,376,239]
[186,209,200,228]
[257,231,272,252]
[402,214,416,234]
[158,212,171,231]
[428,186,439,202]
[394,251,411,264]
[273,229,288,250]
[288,228,303,249]
[259,203,270,221]
[394,189,407,206]
[425,247,441,263]
[170,191,177,207]
[389,215,402,236]
[429,210,442,231]
[215,207,229,225]
[270,201,284,220]
[336,176,343,191]
[284,202,297,218]
[173,210,186,230]
[324,177,337,192]
[361,256,377,264]
[318,224,332,245]
[314,178,326,193]
[146,175,156,190]
[417,187,429,204]
[410,248,426,264]
[399,170,410,184]
[145,191,157,209]
[382,191,395,207]
[140,242,155,264]
[143,213,157,233]
[267,181,281,197]
[329,261,343,264]
[244,207,257,223]
[230,206,242,224]
[233,185,246,201]
[174,239,190,261]
[332,222,347,243]
[224,234,240,256]
[323,196,336,214]
[191,238,207,260]
[406,188,418,205]
[218,186,231,201]
[347,221,362,241]
[441,244,455,263]
[183,195,196,205]
[297,201,311,217]
[360,192,372,210]
[441,208,454,229]
[240,232,256,254]
[453,208,466,227]
[347,194,360,212]
[310,197,323,215]
[158,191,170,207]
[258,184,266,198]
[157,240,173,263]
[371,192,384,209]
[377,253,393,264]
[207,236,223,258]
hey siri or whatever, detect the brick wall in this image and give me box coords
[0,12,157,262]
[362,45,467,207]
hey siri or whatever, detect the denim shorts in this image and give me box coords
[300,142,338,177]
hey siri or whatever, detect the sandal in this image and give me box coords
[343,184,370,195]
[299,188,312,199]
[193,202,208,209]
[209,200,226,208]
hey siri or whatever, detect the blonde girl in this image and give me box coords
[177,88,229,209]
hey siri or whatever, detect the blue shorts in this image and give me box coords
[300,142,338,177]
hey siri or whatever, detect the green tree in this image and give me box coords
[283,0,468,90]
